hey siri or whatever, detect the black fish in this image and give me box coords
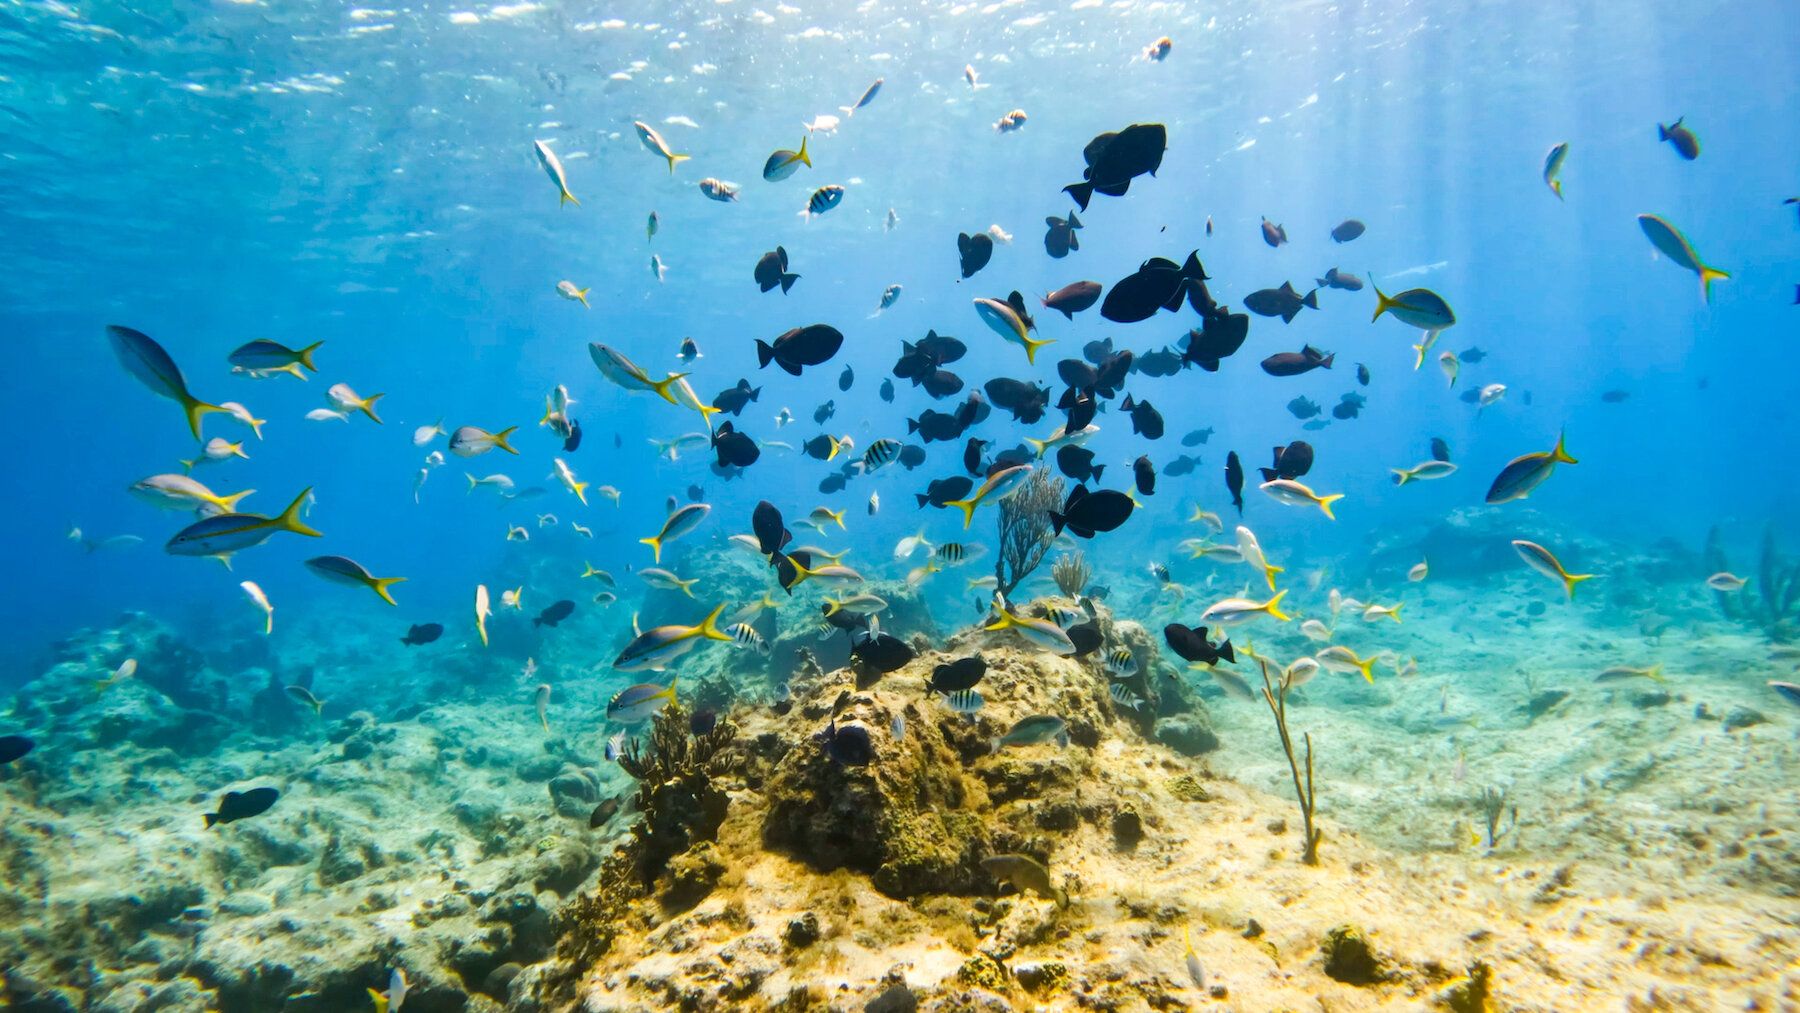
[1044,212,1083,258]
[1121,395,1164,439]
[1058,388,1097,433]
[879,378,895,403]
[1101,252,1210,323]
[754,246,800,293]
[818,471,847,494]
[915,330,967,363]
[1066,620,1103,657]
[984,378,1049,423]
[1136,347,1183,377]
[1083,337,1115,365]
[1330,219,1366,243]
[753,501,790,555]
[1225,451,1244,514]
[897,444,926,470]
[838,365,854,392]
[1092,349,1134,397]
[920,369,964,399]
[1055,443,1105,483]
[1164,454,1199,477]
[712,379,762,416]
[205,786,279,828]
[1133,455,1156,496]
[852,629,915,673]
[562,418,582,452]
[1258,441,1313,483]
[926,655,986,696]
[908,409,966,443]
[711,421,761,468]
[0,735,33,764]
[1180,428,1213,447]
[687,484,706,502]
[1460,347,1487,364]
[1243,282,1319,323]
[756,323,844,375]
[1260,345,1334,377]
[963,437,988,475]
[917,475,974,508]
[1286,396,1321,420]
[1042,280,1101,319]
[1459,388,1482,404]
[1261,218,1288,247]
[1430,437,1451,463]
[1600,389,1630,403]
[1316,267,1364,291]
[956,391,991,427]
[816,719,874,765]
[1658,117,1699,160]
[1331,399,1360,420]
[1356,363,1370,386]
[801,434,840,461]
[401,622,443,646]
[534,600,575,628]
[1050,483,1135,538]
[957,231,994,278]
[1180,310,1249,371]
[1057,358,1098,389]
[1163,623,1235,666]
[1063,122,1167,210]
[690,708,718,736]
[814,400,836,423]
[589,797,622,828]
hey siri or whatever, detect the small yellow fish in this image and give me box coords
[1512,539,1596,599]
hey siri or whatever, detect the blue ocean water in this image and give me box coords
[5,3,1797,683]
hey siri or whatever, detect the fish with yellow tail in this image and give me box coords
[533,139,578,206]
[588,342,688,404]
[368,967,408,1013]
[165,488,322,563]
[612,605,732,672]
[1235,525,1282,591]
[106,325,228,439]
[973,291,1054,364]
[1259,478,1344,519]
[534,684,552,733]
[1637,213,1728,302]
[1315,644,1381,683]
[556,280,590,307]
[474,584,491,647]
[633,120,690,173]
[306,555,405,606]
[1597,664,1664,684]
[240,580,274,634]
[228,338,324,380]
[1542,142,1569,200]
[942,464,1033,528]
[983,593,1076,655]
[1512,539,1596,599]
[1370,281,1455,330]
[130,473,254,516]
[1485,431,1576,504]
[1200,589,1291,627]
[640,502,711,563]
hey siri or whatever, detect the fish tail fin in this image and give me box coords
[577,288,590,308]
[780,272,799,293]
[755,340,775,368]
[246,416,266,441]
[465,473,478,493]
[666,152,690,173]
[183,396,229,440]
[275,489,323,538]
[1303,289,1319,309]
[1551,430,1577,465]
[678,578,697,598]
[309,696,325,716]
[204,812,219,829]
[944,498,978,529]
[560,188,579,207]
[572,480,589,505]
[1024,436,1049,458]
[1391,468,1411,486]
[1386,602,1404,624]
[1358,657,1376,683]
[1370,280,1390,322]
[1646,663,1665,683]
[797,135,811,166]
[826,436,841,461]
[1062,181,1093,211]
[1551,179,1563,201]
[280,362,307,380]
[639,535,663,564]
[1091,464,1105,480]
[1658,122,1671,142]
[1700,264,1729,302]
[698,604,732,642]
[1049,511,1066,536]
[217,489,255,511]
[649,373,687,404]
[357,394,385,424]
[1564,572,1596,600]
[491,426,520,454]
[296,340,324,372]
[1264,563,1283,591]
[371,577,405,607]
[1317,493,1344,520]
[1263,589,1292,622]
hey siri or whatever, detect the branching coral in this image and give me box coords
[1257,659,1321,865]
[1477,785,1517,849]
[1050,551,1091,598]
[996,468,1065,596]
[618,701,738,882]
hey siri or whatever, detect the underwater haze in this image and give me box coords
[3,0,1799,1009]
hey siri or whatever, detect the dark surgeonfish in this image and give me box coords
[712,421,761,468]
[1133,455,1156,496]
[1180,310,1249,372]
[958,230,995,278]
[926,655,986,696]
[534,600,575,628]
[1121,395,1164,439]
[711,379,761,415]
[879,378,896,403]
[1260,345,1334,377]
[1057,387,1097,433]
[1042,280,1101,319]
[917,475,974,508]
[401,622,443,646]
[754,246,799,293]
[1135,347,1183,377]
[1287,396,1321,420]
[1164,454,1199,477]
[1164,623,1235,666]
[1658,116,1699,160]
[816,719,873,765]
[1063,123,1167,210]
[204,786,279,828]
[1258,441,1313,483]
[1243,282,1319,323]
[1044,212,1083,258]
[1101,252,1210,323]
[756,324,843,375]
[1055,444,1104,482]
[851,625,915,673]
[1225,451,1244,514]
[1261,218,1288,247]
[984,377,1050,423]
[1430,437,1452,463]
[1050,483,1134,538]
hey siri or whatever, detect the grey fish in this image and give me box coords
[990,714,1068,752]
[981,853,1068,906]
